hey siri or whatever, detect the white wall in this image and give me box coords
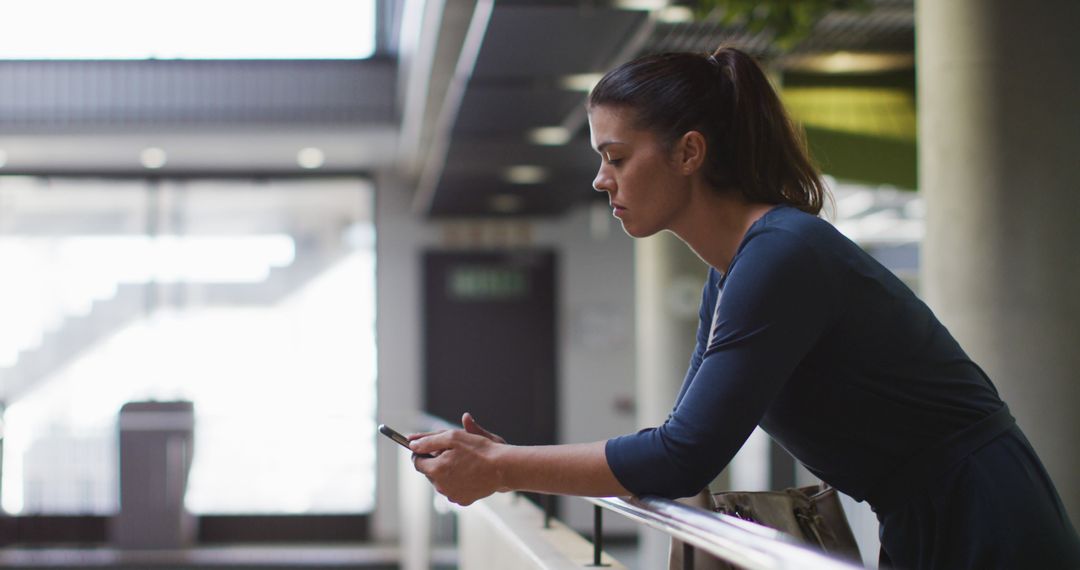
[458,491,629,570]
[535,204,640,533]
[373,173,436,540]
[373,176,639,539]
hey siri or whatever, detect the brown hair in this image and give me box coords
[588,46,825,215]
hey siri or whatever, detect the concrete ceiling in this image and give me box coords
[0,0,914,219]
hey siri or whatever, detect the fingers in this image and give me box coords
[411,457,478,507]
[409,429,461,455]
[462,412,507,444]
[413,457,443,480]
[411,452,437,475]
[407,429,445,441]
[409,433,491,507]
[406,429,446,458]
[461,412,486,434]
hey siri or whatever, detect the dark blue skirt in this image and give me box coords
[875,425,1080,569]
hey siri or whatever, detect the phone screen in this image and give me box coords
[379,424,433,458]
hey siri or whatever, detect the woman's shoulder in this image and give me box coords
[741,204,852,257]
[757,204,838,234]
[729,204,867,301]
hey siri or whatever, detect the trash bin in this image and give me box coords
[112,400,196,549]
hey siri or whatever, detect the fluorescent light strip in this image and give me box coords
[503,165,549,185]
[528,127,571,146]
[560,73,605,93]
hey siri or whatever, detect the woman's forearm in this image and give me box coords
[410,429,631,505]
[495,441,631,497]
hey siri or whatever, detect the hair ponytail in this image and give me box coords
[589,46,825,215]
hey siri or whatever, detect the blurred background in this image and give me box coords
[0,0,1075,569]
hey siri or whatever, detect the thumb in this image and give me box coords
[462,412,506,444]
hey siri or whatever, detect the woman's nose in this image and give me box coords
[593,168,613,193]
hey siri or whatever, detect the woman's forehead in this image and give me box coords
[588,105,655,149]
[588,104,636,125]
[588,105,639,138]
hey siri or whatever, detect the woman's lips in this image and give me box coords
[611,203,627,217]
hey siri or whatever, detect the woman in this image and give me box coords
[409,46,1080,569]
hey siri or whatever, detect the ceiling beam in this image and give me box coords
[410,0,493,216]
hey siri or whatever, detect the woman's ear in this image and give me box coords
[676,130,707,175]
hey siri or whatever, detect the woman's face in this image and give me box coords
[588,105,692,238]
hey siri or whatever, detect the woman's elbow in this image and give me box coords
[641,464,718,500]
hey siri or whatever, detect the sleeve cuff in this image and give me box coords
[605,430,657,496]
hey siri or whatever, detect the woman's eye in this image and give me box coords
[601,151,623,166]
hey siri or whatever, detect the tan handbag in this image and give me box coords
[669,484,862,569]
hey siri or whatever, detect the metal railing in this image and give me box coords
[401,413,863,570]
[579,495,862,570]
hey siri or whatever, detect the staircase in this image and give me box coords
[0,246,346,403]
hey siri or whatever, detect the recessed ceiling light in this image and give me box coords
[503,165,549,185]
[140,147,167,169]
[297,147,326,169]
[528,126,572,146]
[489,194,523,214]
[559,73,604,93]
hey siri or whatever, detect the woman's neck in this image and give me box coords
[669,189,775,274]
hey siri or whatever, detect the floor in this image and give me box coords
[0,544,459,570]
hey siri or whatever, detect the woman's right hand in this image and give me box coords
[409,419,509,506]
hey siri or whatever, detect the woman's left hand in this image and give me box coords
[410,418,509,506]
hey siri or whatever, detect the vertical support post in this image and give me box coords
[543,494,553,529]
[682,542,695,570]
[918,0,1080,523]
[593,504,604,567]
[635,231,707,570]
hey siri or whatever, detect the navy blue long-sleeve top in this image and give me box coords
[605,204,1003,502]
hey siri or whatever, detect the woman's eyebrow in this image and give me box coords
[594,141,622,154]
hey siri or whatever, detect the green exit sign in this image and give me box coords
[448,267,528,300]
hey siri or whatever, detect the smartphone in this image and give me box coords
[378,424,433,458]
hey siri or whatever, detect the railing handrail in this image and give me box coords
[585,495,862,570]
[404,413,863,569]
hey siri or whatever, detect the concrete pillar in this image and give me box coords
[373,172,435,542]
[633,231,706,569]
[918,0,1080,522]
[634,232,706,428]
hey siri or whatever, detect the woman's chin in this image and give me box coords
[620,223,658,239]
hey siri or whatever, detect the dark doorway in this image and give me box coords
[422,250,558,448]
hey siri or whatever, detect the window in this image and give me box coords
[0,176,376,516]
[2,0,375,60]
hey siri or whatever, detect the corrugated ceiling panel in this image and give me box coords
[0,59,397,130]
